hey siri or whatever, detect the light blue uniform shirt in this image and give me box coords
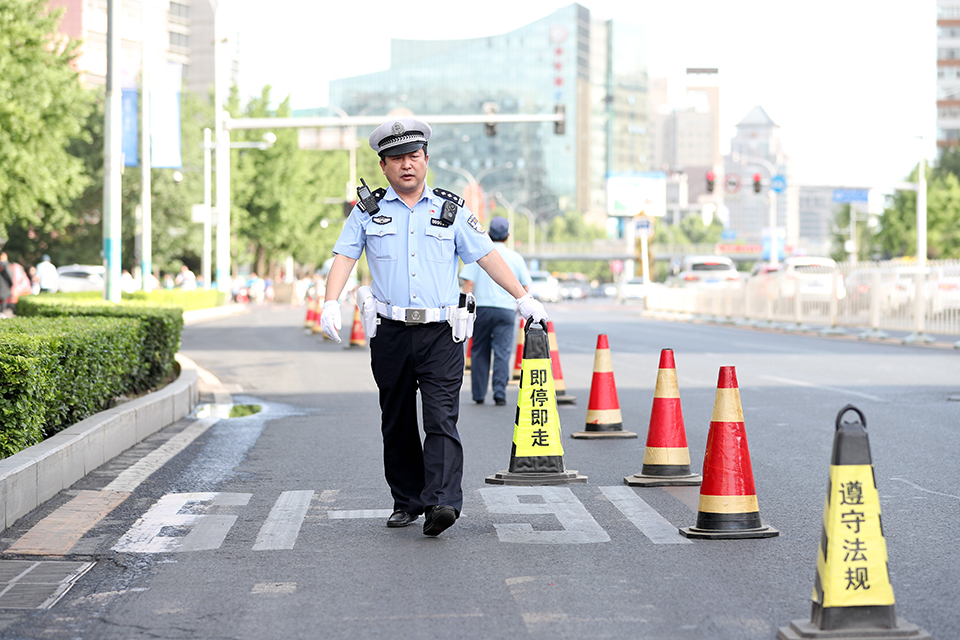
[459,243,531,311]
[333,184,494,309]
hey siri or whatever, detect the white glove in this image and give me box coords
[320,300,342,343]
[517,292,548,325]
[356,286,378,339]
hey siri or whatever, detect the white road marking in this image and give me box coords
[479,486,609,544]
[251,582,296,594]
[759,375,887,403]
[326,509,393,519]
[600,486,692,544]
[112,493,251,553]
[253,491,314,550]
[104,416,221,493]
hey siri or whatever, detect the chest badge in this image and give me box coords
[371,215,392,225]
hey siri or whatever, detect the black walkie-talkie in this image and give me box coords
[357,178,380,215]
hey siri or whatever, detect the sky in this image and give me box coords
[225,0,937,190]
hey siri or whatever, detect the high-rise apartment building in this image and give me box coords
[327,3,648,227]
[937,0,960,151]
[47,0,231,97]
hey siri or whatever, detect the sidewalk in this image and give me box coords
[0,304,247,533]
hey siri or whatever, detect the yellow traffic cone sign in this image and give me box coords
[776,406,930,640]
[485,320,586,486]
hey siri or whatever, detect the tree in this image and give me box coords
[876,163,960,260]
[0,0,93,241]
[830,203,880,262]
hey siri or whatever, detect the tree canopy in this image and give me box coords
[0,0,93,243]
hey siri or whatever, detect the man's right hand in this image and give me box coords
[516,292,548,325]
[320,300,342,343]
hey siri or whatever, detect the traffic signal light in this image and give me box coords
[483,101,499,136]
[554,104,565,135]
[753,173,762,193]
[706,170,715,193]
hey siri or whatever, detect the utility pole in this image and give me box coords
[102,0,122,303]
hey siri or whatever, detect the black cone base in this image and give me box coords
[624,472,702,487]
[556,394,576,405]
[485,470,587,486]
[776,618,931,639]
[571,428,637,439]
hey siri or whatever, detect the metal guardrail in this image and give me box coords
[643,259,960,338]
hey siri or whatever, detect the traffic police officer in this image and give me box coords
[321,117,548,537]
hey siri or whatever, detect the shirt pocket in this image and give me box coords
[366,223,398,261]
[423,225,454,263]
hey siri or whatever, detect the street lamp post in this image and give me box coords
[435,161,513,217]
[326,105,358,201]
[494,192,539,251]
[201,130,275,291]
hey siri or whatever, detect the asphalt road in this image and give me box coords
[1,300,958,640]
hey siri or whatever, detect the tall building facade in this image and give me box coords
[327,4,648,227]
[47,0,232,97]
[937,0,960,152]
[722,106,800,248]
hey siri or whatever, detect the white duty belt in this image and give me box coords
[376,301,456,324]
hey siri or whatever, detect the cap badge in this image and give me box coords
[391,122,405,135]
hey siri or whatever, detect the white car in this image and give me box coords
[528,271,560,303]
[776,257,843,302]
[667,255,741,288]
[56,264,105,293]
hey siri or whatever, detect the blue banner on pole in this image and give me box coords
[151,62,182,168]
[121,90,138,167]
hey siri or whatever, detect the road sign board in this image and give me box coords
[771,174,787,193]
[724,173,741,194]
[832,188,870,203]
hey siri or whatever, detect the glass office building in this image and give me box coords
[327,3,648,225]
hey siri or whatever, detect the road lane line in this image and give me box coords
[253,491,314,550]
[5,491,129,556]
[480,487,609,544]
[104,416,221,493]
[326,509,393,519]
[112,492,251,553]
[600,486,692,544]
[759,375,887,403]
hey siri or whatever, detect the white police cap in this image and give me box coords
[369,117,432,157]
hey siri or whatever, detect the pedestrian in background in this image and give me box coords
[0,253,13,315]
[460,216,531,406]
[320,117,547,537]
[36,254,58,293]
[28,266,40,295]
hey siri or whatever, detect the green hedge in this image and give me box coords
[0,317,142,457]
[49,288,228,312]
[15,297,183,392]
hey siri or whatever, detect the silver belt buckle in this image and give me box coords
[404,308,426,325]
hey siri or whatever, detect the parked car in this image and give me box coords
[558,276,589,300]
[528,270,560,303]
[56,264,105,293]
[776,256,844,303]
[667,255,741,288]
[619,278,648,301]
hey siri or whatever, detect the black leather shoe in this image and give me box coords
[474,399,484,404]
[494,397,506,406]
[423,505,458,537]
[386,510,418,528]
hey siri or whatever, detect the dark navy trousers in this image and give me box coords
[370,318,464,515]
[470,307,517,403]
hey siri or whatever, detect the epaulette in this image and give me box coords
[433,188,465,208]
[356,188,387,213]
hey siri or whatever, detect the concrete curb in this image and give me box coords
[0,354,201,533]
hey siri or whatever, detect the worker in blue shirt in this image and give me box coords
[320,117,547,537]
[460,216,531,406]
